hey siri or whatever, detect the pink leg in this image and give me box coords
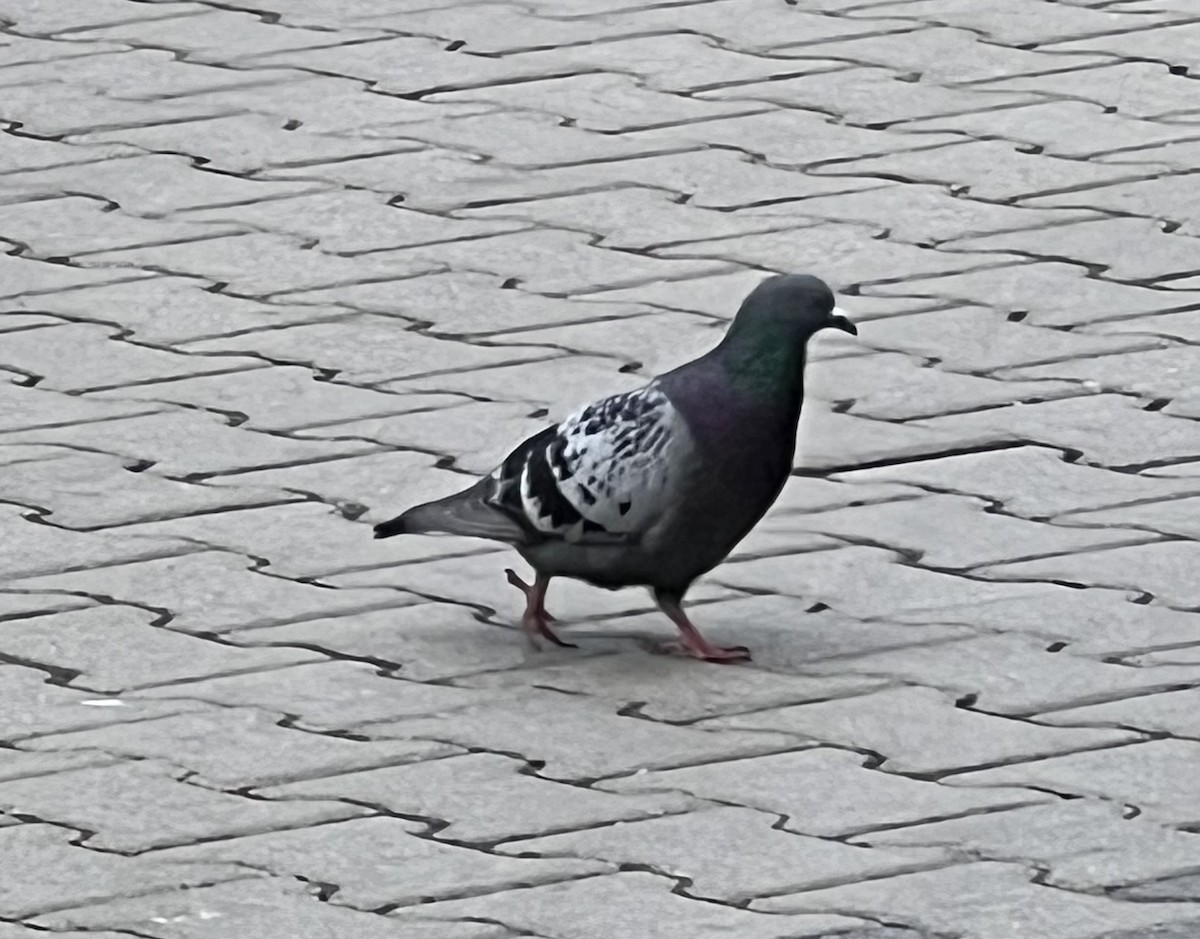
[657,592,750,662]
[505,568,575,649]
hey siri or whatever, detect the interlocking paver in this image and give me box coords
[7,2,1200,935]
[756,862,1200,938]
[261,752,695,843]
[705,685,1136,774]
[0,760,366,852]
[860,799,1200,891]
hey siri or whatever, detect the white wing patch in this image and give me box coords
[496,383,684,543]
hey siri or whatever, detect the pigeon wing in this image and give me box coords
[489,384,682,545]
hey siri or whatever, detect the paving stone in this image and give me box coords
[366,687,796,781]
[980,61,1200,119]
[0,664,206,742]
[911,395,1200,468]
[270,145,881,213]
[202,449,460,524]
[1041,686,1200,740]
[72,9,387,61]
[34,877,498,939]
[27,706,453,787]
[182,188,519,253]
[1004,345,1199,401]
[0,606,317,693]
[0,379,146,439]
[815,139,1169,202]
[1061,495,1200,543]
[949,739,1200,826]
[390,870,866,938]
[5,409,379,477]
[468,310,730,377]
[0,155,325,217]
[835,445,1200,517]
[0,449,296,529]
[855,0,1181,43]
[461,188,824,252]
[1119,874,1200,902]
[457,645,895,720]
[384,355,646,409]
[1101,136,1200,174]
[706,685,1135,775]
[0,760,365,851]
[713,544,1058,619]
[799,492,1154,569]
[262,752,695,843]
[983,541,1200,609]
[890,586,1200,657]
[1086,309,1200,345]
[950,218,1200,282]
[3,59,301,110]
[854,305,1164,372]
[398,228,732,295]
[85,231,448,297]
[0,587,90,620]
[0,504,196,582]
[187,313,559,383]
[781,183,1102,244]
[163,815,606,909]
[803,632,1200,714]
[426,71,759,132]
[0,824,249,918]
[699,67,1037,125]
[0,748,117,782]
[72,113,425,176]
[603,748,1048,837]
[0,322,263,393]
[230,602,562,682]
[807,350,1079,421]
[1026,171,1200,228]
[657,222,1009,291]
[870,260,1200,327]
[555,595,967,674]
[300,401,565,475]
[1096,922,1200,939]
[633,108,963,167]
[133,660,489,730]
[500,806,948,902]
[0,251,152,301]
[861,799,1200,892]
[92,366,428,434]
[755,861,1200,937]
[0,195,242,258]
[4,277,350,344]
[283,269,644,334]
[896,99,1200,158]
[377,106,668,166]
[11,552,412,635]
[806,25,1112,82]
[0,79,240,138]
[114,502,494,580]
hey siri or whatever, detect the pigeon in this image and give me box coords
[373,273,856,661]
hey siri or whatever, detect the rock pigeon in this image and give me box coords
[374,273,856,661]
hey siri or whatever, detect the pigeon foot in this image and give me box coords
[507,568,576,649]
[656,592,750,663]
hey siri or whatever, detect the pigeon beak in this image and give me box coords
[827,307,857,336]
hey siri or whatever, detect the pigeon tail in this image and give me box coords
[373,482,528,544]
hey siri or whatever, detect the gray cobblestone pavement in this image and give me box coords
[2,1,1200,936]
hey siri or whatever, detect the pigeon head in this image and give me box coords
[731,273,856,342]
[706,274,856,402]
